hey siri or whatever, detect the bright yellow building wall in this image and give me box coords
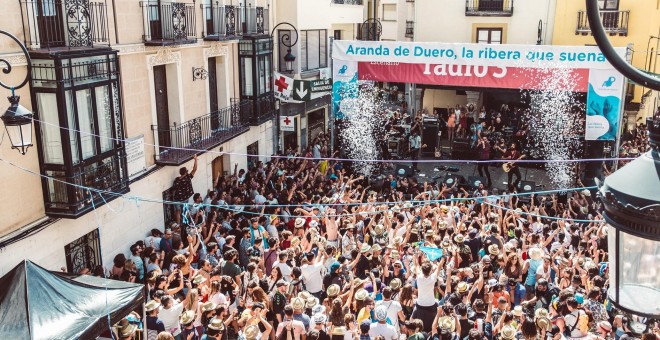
[551,0,660,103]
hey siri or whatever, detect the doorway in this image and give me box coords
[212,155,225,185]
[36,0,65,47]
[154,65,171,153]
[247,142,259,169]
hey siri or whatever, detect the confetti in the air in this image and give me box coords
[338,82,386,174]
[525,66,584,189]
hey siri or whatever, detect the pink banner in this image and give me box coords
[357,62,589,92]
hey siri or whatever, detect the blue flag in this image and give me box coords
[419,246,443,261]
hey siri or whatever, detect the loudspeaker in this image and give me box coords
[451,138,473,160]
[422,124,438,155]
[395,164,413,177]
[443,173,466,187]
[369,175,385,192]
[467,176,488,190]
[517,180,535,203]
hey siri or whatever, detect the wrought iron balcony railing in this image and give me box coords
[465,0,514,16]
[202,3,269,39]
[250,95,276,125]
[152,99,251,165]
[405,21,414,38]
[576,10,629,36]
[19,0,111,50]
[140,1,197,46]
[332,0,363,4]
[357,22,381,41]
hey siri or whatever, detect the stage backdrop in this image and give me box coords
[331,41,627,141]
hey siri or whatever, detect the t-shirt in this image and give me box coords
[172,174,194,202]
[376,299,403,331]
[369,322,398,340]
[273,261,293,282]
[416,273,437,306]
[276,319,306,340]
[301,262,324,293]
[159,303,184,336]
[146,315,165,333]
[221,261,241,279]
[145,236,162,251]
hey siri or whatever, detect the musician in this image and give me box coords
[476,136,492,187]
[409,130,426,172]
[503,142,524,191]
[447,109,456,145]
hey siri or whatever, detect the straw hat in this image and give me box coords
[454,234,465,243]
[500,325,517,340]
[313,313,327,324]
[193,274,206,285]
[425,229,434,238]
[181,310,195,325]
[488,244,500,256]
[298,291,312,301]
[244,325,260,340]
[528,247,543,261]
[535,308,549,320]
[536,317,552,331]
[331,327,347,336]
[374,224,385,235]
[355,288,369,301]
[115,318,137,338]
[403,202,413,209]
[389,278,402,290]
[393,236,403,245]
[291,237,301,247]
[366,304,383,321]
[201,301,217,313]
[295,218,306,229]
[598,321,613,332]
[312,304,326,316]
[306,297,319,309]
[292,297,305,310]
[208,317,225,331]
[441,240,451,248]
[557,257,569,266]
[422,219,432,228]
[512,305,524,317]
[440,205,449,213]
[327,284,340,297]
[390,250,400,259]
[345,223,355,230]
[371,244,382,252]
[360,244,372,253]
[438,220,448,230]
[352,278,365,289]
[457,281,469,293]
[145,300,160,312]
[438,316,455,332]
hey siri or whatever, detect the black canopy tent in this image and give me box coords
[0,260,144,340]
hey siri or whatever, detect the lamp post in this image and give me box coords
[597,117,660,319]
[271,22,298,74]
[0,30,33,155]
[270,22,298,153]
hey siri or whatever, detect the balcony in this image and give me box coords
[153,100,251,165]
[332,0,363,4]
[576,10,629,36]
[140,1,197,46]
[357,22,381,41]
[202,4,269,40]
[19,0,111,51]
[249,96,277,126]
[465,0,514,17]
[405,21,414,38]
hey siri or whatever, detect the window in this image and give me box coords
[382,4,397,21]
[599,0,618,10]
[300,30,328,71]
[476,28,503,44]
[31,52,128,218]
[65,229,101,274]
[334,30,342,40]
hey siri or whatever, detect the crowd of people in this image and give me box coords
[99,135,660,340]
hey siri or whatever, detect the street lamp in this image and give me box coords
[271,22,298,74]
[0,30,33,155]
[597,117,660,318]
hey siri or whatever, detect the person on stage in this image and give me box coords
[409,130,426,173]
[503,142,524,191]
[476,136,492,188]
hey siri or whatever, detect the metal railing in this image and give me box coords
[19,0,110,49]
[332,0,363,4]
[140,1,197,44]
[405,21,414,38]
[576,10,629,36]
[357,22,381,41]
[152,100,251,164]
[44,154,128,214]
[201,4,268,38]
[465,0,514,16]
